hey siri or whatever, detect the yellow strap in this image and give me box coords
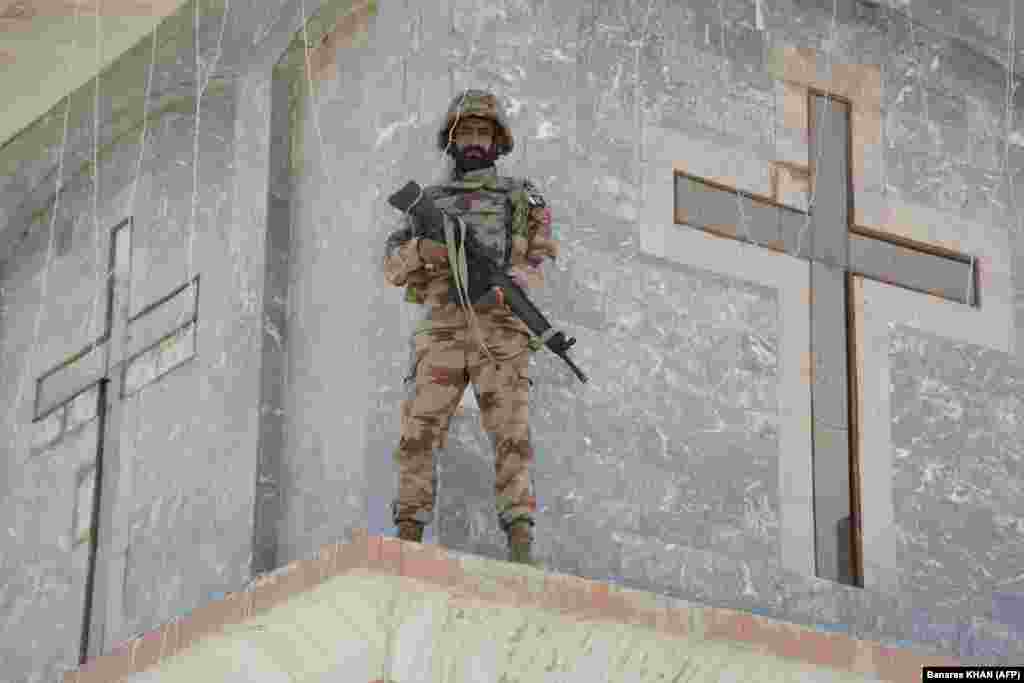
[445,225,463,292]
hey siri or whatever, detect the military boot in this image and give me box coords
[506,520,533,565]
[396,520,424,543]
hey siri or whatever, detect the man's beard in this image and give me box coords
[451,145,498,173]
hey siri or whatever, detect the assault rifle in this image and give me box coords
[387,180,588,384]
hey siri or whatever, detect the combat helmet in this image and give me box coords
[437,89,514,157]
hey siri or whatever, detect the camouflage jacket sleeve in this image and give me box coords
[508,179,560,291]
[382,218,423,287]
[382,215,453,305]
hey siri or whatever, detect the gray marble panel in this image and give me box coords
[120,481,254,642]
[124,277,199,362]
[888,325,1024,621]
[810,263,850,431]
[128,90,237,319]
[850,232,976,306]
[675,173,790,250]
[808,95,850,271]
[436,249,782,590]
[35,344,106,421]
[0,421,97,683]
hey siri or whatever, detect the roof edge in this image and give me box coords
[66,530,960,682]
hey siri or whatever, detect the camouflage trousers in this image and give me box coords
[392,301,537,534]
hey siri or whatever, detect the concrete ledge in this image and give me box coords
[65,531,979,683]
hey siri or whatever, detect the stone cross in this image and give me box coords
[31,217,200,660]
[674,91,978,585]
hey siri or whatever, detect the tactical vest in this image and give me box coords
[423,174,529,272]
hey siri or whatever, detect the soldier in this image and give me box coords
[382,89,560,564]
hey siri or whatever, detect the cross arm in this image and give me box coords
[674,171,977,307]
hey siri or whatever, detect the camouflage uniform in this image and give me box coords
[382,90,559,559]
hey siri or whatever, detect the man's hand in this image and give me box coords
[417,237,449,268]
